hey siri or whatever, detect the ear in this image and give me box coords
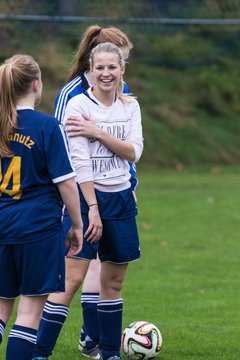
[121,64,126,76]
[32,79,40,92]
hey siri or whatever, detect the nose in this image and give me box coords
[102,67,110,76]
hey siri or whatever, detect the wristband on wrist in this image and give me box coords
[88,203,98,208]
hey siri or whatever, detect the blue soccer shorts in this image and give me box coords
[63,187,140,263]
[0,232,65,298]
[63,211,99,260]
[98,216,140,263]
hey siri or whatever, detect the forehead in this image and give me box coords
[92,51,120,65]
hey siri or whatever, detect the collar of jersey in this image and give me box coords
[16,105,34,110]
[83,87,117,108]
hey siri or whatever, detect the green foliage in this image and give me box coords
[1,10,240,166]
[197,70,240,115]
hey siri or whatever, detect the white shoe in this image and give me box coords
[78,339,86,352]
[81,345,101,360]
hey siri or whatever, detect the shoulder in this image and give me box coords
[59,76,83,93]
[33,110,60,128]
[120,97,139,108]
[129,99,141,115]
[67,92,87,107]
[56,75,88,101]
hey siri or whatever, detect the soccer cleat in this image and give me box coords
[106,356,122,360]
[32,358,48,360]
[78,325,87,351]
[81,344,101,360]
[78,338,86,352]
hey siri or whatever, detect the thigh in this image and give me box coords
[49,257,90,306]
[99,217,140,263]
[82,258,101,292]
[65,257,90,285]
[101,262,128,283]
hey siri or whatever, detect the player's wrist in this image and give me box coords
[88,203,98,208]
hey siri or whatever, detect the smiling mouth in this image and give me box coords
[101,79,112,83]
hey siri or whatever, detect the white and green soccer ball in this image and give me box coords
[122,321,163,360]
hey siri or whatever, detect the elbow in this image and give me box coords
[73,162,93,184]
[127,142,143,162]
[132,142,144,163]
[128,149,136,163]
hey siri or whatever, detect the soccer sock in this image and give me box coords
[0,319,6,344]
[98,298,123,360]
[81,292,100,349]
[6,324,37,360]
[32,300,69,358]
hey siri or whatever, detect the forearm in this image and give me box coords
[57,178,82,228]
[65,117,138,162]
[97,128,135,162]
[79,181,102,243]
[79,181,98,206]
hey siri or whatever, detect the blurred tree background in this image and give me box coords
[1,0,240,168]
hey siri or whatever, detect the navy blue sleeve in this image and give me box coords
[44,120,74,182]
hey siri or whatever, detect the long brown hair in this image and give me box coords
[67,25,133,82]
[0,54,40,158]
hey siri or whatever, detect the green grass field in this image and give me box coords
[1,166,240,359]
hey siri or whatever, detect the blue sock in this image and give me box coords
[32,301,69,357]
[98,299,123,360]
[0,319,6,343]
[81,292,99,348]
[6,324,37,360]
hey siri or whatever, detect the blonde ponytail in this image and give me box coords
[0,64,17,157]
[0,54,40,158]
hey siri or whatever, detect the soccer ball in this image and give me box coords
[121,321,163,360]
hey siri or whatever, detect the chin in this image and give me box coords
[101,87,114,93]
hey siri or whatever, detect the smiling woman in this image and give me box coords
[33,42,144,360]
[62,42,143,360]
[32,25,137,360]
[89,43,126,106]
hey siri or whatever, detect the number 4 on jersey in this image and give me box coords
[0,156,22,199]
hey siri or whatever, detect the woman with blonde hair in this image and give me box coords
[34,42,143,360]
[44,24,136,359]
[0,54,83,360]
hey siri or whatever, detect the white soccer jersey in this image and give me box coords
[64,88,143,192]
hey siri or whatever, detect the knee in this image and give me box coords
[65,272,84,296]
[103,273,125,294]
[16,307,42,328]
